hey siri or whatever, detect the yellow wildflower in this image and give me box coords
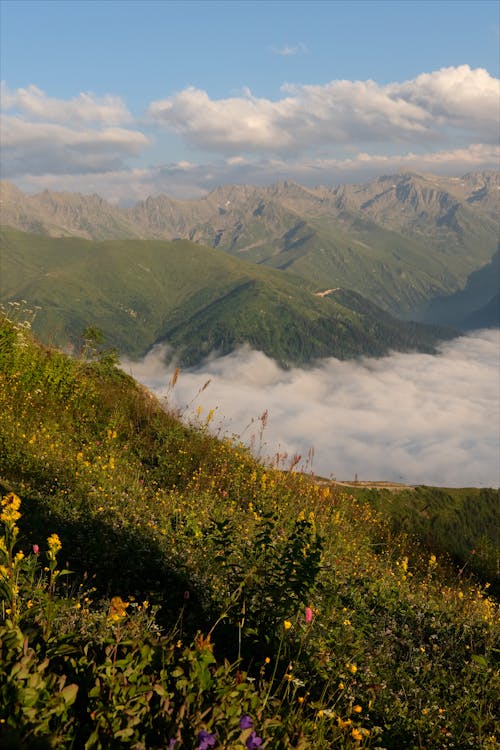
[1,493,21,523]
[351,728,363,741]
[284,620,292,630]
[47,533,62,553]
[353,705,362,713]
[108,596,129,622]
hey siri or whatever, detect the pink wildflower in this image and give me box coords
[305,606,313,624]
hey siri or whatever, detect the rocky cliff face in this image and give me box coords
[2,171,497,243]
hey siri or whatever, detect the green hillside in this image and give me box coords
[346,485,500,596]
[2,171,498,325]
[0,226,455,367]
[0,313,498,749]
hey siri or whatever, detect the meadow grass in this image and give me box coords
[0,308,498,749]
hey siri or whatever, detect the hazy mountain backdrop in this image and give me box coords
[1,170,498,365]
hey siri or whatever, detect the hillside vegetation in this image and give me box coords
[0,226,455,367]
[2,171,498,324]
[345,485,500,598]
[0,310,498,749]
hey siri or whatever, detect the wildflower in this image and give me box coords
[246,731,263,749]
[197,730,217,749]
[264,656,271,664]
[108,596,129,622]
[183,590,190,600]
[47,533,62,553]
[353,704,362,713]
[240,715,253,730]
[33,544,39,554]
[351,727,363,741]
[284,620,292,630]
[1,493,21,523]
[305,606,313,624]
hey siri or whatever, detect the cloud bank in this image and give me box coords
[149,66,499,155]
[121,330,500,488]
[2,65,499,202]
[1,83,149,181]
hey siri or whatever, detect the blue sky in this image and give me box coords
[1,0,499,202]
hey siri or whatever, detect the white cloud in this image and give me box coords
[1,82,131,125]
[2,66,498,201]
[390,66,500,138]
[12,141,499,203]
[270,42,307,56]
[121,330,500,488]
[149,66,500,156]
[1,115,150,177]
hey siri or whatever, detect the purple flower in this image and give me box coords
[239,715,253,730]
[246,731,263,749]
[197,730,217,749]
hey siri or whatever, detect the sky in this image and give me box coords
[122,329,500,488]
[1,0,499,202]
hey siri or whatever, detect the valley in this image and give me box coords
[1,170,498,366]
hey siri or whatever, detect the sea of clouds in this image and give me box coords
[121,329,500,488]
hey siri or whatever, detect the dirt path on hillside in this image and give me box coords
[313,478,416,491]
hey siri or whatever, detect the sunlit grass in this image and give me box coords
[0,309,498,749]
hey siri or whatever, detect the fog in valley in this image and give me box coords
[121,329,500,488]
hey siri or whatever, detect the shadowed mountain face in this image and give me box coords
[422,249,500,329]
[1,170,498,325]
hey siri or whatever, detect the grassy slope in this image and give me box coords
[0,315,498,749]
[0,226,455,366]
[237,210,498,320]
[346,485,500,596]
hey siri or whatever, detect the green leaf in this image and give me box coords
[60,683,79,704]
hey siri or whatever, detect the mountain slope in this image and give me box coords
[0,313,497,750]
[0,226,455,366]
[2,171,498,323]
[422,249,500,328]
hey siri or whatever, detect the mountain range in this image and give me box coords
[1,170,498,365]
